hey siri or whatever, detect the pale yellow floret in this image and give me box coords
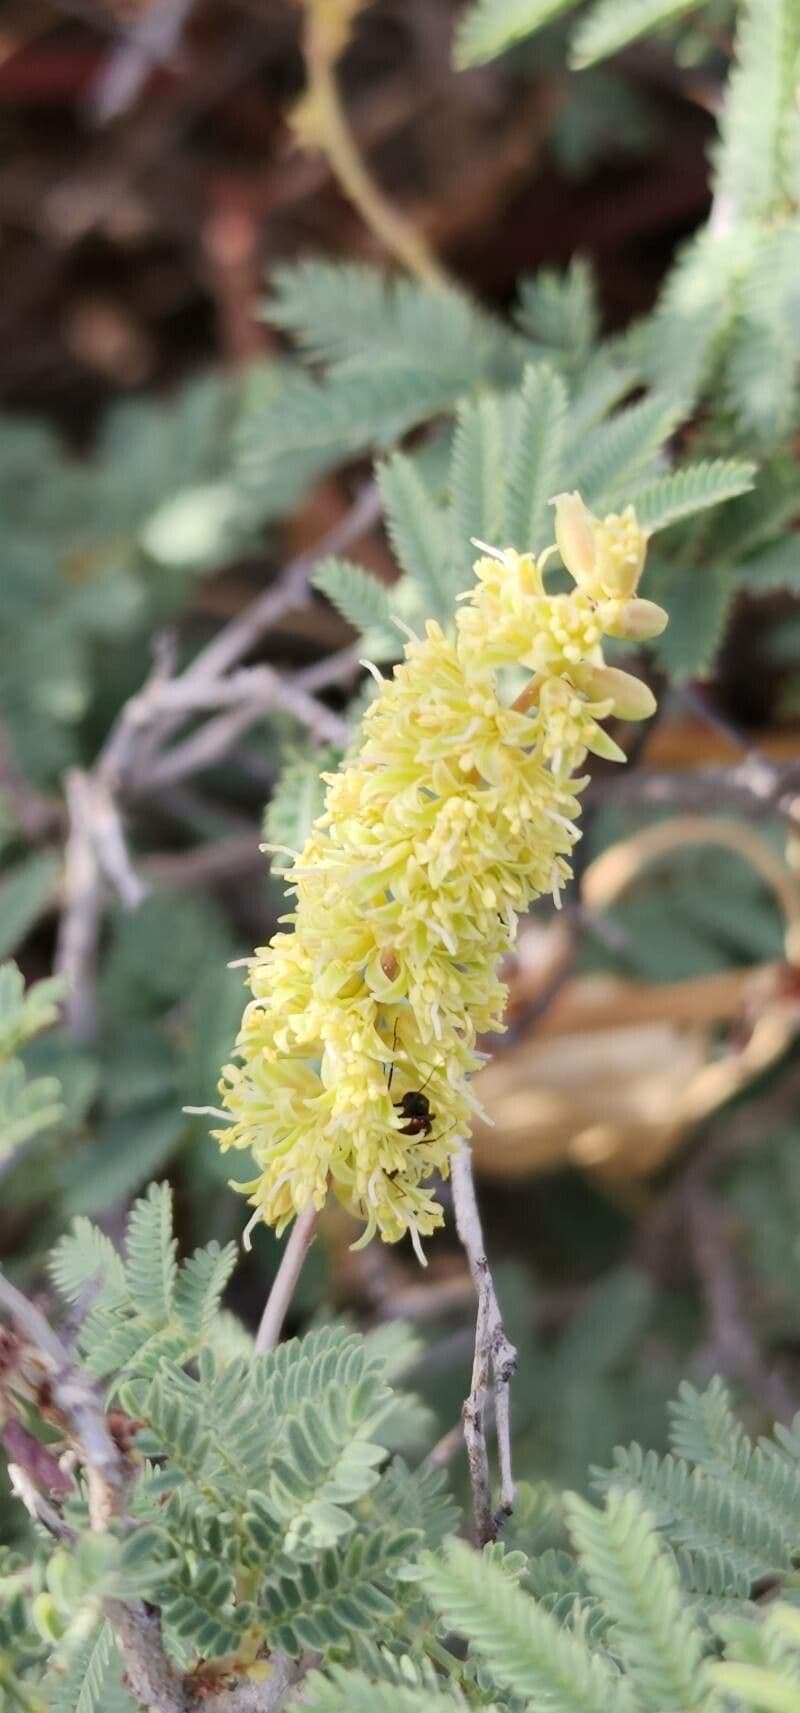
[213,496,666,1257]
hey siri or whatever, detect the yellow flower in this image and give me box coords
[553,491,649,602]
[214,498,666,1260]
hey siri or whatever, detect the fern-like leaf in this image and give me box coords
[421,1537,634,1713]
[49,1217,128,1307]
[304,1665,466,1713]
[565,393,679,507]
[504,364,568,553]
[594,1441,795,1582]
[378,453,452,624]
[267,263,510,389]
[260,1527,419,1656]
[571,0,700,68]
[312,557,398,659]
[173,1241,237,1341]
[44,1621,133,1713]
[515,259,599,369]
[455,0,576,68]
[639,225,759,407]
[450,397,505,581]
[124,1183,177,1327]
[567,1487,709,1710]
[669,1377,746,1470]
[713,0,800,219]
[0,961,64,1058]
[630,460,756,533]
[264,750,339,865]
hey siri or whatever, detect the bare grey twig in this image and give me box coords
[451,1145,517,1543]
[54,769,104,1042]
[54,485,379,1040]
[598,757,800,826]
[181,482,381,690]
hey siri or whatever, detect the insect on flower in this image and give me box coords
[387,1024,436,1137]
[395,1086,435,1137]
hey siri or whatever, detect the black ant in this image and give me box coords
[386,1023,438,1139]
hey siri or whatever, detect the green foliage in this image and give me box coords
[10,1196,800,1713]
[305,1662,467,1713]
[455,0,705,68]
[263,748,341,868]
[504,365,568,555]
[50,1183,237,1389]
[261,1527,420,1655]
[455,0,575,68]
[2,1202,448,1703]
[0,375,240,787]
[408,1384,800,1713]
[7,8,800,1706]
[565,1488,708,1709]
[713,0,800,220]
[570,0,702,69]
[593,1377,800,1584]
[423,1535,632,1713]
[629,462,757,533]
[0,961,65,1168]
[514,260,599,371]
[0,855,60,963]
[290,339,752,673]
[312,559,398,660]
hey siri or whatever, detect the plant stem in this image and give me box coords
[303,5,448,289]
[254,1202,321,1354]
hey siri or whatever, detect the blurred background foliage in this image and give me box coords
[2,0,800,1534]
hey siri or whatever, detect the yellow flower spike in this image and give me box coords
[213,497,665,1258]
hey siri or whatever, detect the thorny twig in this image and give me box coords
[451,1145,517,1544]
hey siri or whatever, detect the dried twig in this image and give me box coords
[597,757,800,826]
[451,1145,517,1543]
[53,485,380,1039]
[137,667,349,795]
[254,1202,321,1355]
[179,482,381,691]
[685,1178,796,1424]
[54,768,105,1042]
[8,1463,76,1540]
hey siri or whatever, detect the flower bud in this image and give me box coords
[596,597,669,641]
[552,492,598,590]
[592,507,648,599]
[576,663,657,721]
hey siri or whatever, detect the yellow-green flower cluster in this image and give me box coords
[215,494,666,1259]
